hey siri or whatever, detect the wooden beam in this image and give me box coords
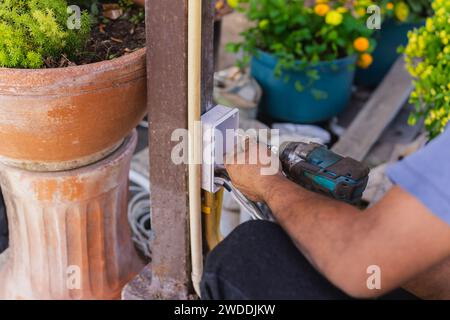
[201,0,215,113]
[332,57,413,161]
[123,0,216,300]
[123,0,191,299]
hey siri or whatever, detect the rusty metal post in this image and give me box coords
[122,0,215,299]
[201,0,215,114]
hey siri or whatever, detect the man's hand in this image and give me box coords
[224,141,283,202]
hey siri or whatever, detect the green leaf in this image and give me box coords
[295,80,304,92]
[311,89,329,101]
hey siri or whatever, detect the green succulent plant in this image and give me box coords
[0,0,91,68]
[404,0,450,138]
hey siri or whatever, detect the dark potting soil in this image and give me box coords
[44,4,146,68]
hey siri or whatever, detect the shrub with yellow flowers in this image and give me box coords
[404,0,450,138]
[227,0,377,83]
[380,1,433,23]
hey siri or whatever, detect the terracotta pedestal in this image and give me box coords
[0,131,143,300]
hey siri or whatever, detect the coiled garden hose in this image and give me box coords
[128,171,152,260]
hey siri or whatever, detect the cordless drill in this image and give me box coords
[277,142,370,204]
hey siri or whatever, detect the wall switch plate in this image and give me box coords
[202,105,239,193]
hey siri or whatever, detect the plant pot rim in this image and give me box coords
[254,49,357,69]
[0,48,147,94]
[0,47,147,168]
[0,47,146,76]
[383,17,426,26]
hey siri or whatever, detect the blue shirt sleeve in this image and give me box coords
[387,128,450,226]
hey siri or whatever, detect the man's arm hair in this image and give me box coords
[263,176,450,298]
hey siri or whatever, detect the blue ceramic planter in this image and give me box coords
[355,19,424,88]
[251,51,356,124]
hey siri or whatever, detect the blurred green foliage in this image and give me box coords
[380,0,433,23]
[227,0,375,82]
[404,0,450,138]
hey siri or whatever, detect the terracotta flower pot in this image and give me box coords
[0,131,144,300]
[0,49,147,171]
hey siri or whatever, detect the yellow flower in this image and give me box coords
[215,0,225,10]
[337,7,348,14]
[386,2,394,10]
[227,0,239,9]
[314,4,330,17]
[356,7,366,17]
[357,53,373,69]
[325,11,343,26]
[395,2,410,22]
[353,37,370,52]
[426,18,434,32]
[258,19,269,30]
[437,7,446,17]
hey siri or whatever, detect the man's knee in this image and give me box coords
[200,220,351,300]
[203,220,286,273]
[201,220,284,299]
[222,220,287,248]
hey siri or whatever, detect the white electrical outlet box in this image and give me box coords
[202,105,239,193]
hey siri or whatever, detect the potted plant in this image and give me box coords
[355,0,433,88]
[0,0,147,299]
[0,0,147,171]
[404,0,450,139]
[227,0,376,124]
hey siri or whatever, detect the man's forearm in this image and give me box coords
[262,175,371,294]
[260,175,450,298]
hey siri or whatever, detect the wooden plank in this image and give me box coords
[364,104,423,167]
[363,133,427,204]
[332,56,413,161]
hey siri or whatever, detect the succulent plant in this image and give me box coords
[0,0,91,68]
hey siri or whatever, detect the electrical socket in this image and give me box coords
[201,105,239,193]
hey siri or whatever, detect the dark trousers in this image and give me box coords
[201,220,417,300]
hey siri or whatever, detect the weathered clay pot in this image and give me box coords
[0,48,147,171]
[0,131,144,300]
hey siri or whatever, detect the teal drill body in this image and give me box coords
[278,142,370,203]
